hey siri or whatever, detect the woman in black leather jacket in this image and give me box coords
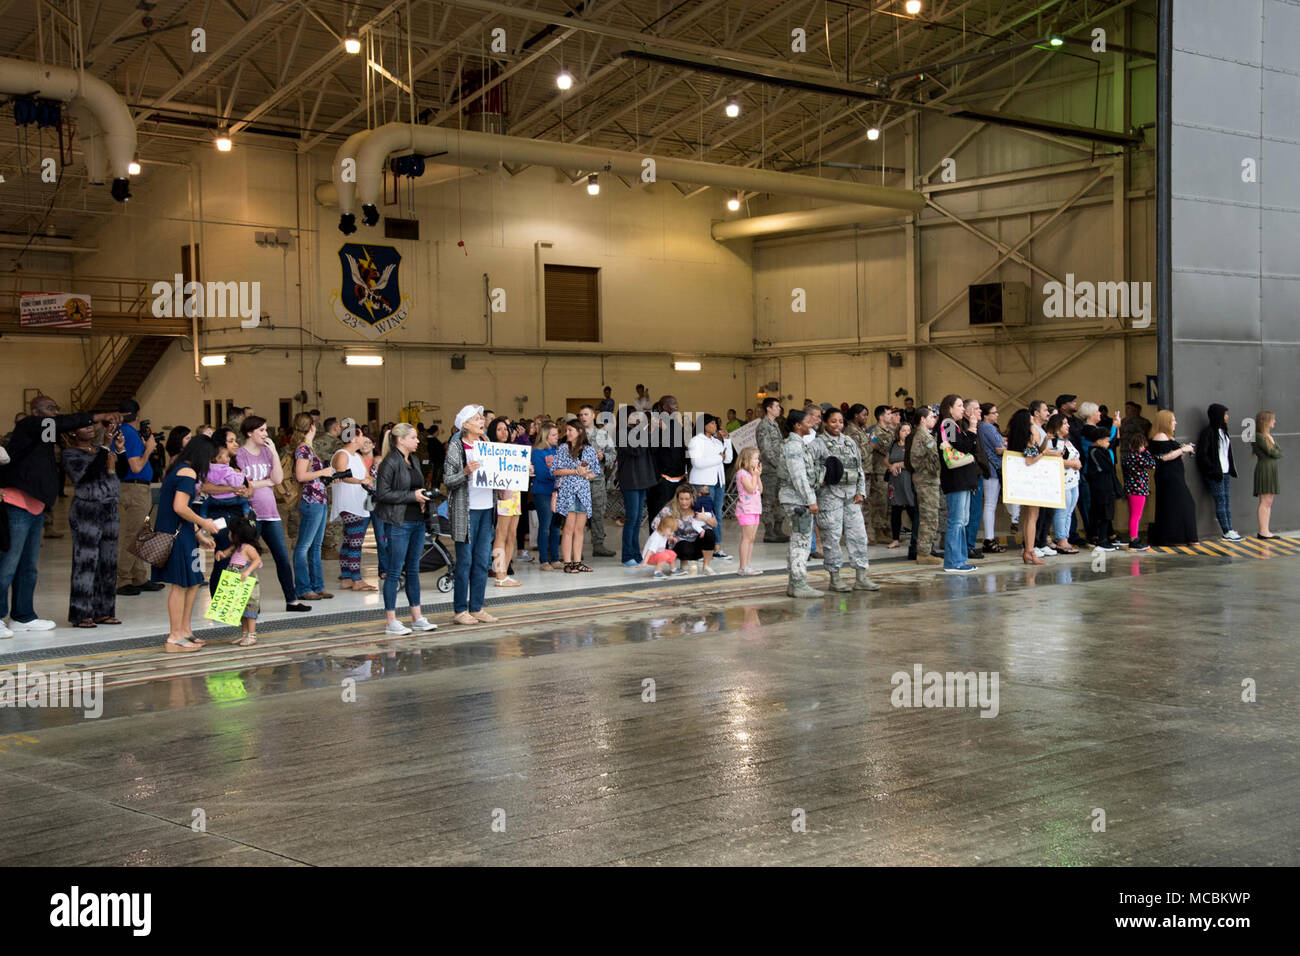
[374,422,436,635]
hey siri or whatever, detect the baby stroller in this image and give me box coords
[421,497,455,593]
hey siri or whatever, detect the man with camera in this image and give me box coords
[116,399,164,596]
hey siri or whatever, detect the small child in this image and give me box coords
[215,516,263,646]
[201,443,252,518]
[733,447,763,576]
[642,515,681,577]
[1084,427,1120,550]
[1121,432,1156,550]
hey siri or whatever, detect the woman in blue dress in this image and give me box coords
[551,421,600,573]
[152,436,221,652]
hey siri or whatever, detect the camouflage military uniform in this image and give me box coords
[586,423,617,554]
[757,417,785,539]
[811,433,870,582]
[866,423,895,542]
[779,432,823,594]
[313,432,344,555]
[910,428,942,558]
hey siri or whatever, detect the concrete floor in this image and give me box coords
[1,549,1297,866]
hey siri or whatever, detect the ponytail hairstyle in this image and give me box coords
[382,422,416,458]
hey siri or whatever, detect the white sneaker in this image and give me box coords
[1223,530,1242,541]
[1032,547,1045,557]
[385,620,413,636]
[0,623,12,639]
[9,618,55,632]
[411,617,437,632]
[1041,546,1058,556]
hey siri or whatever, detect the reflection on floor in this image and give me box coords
[2,548,1296,865]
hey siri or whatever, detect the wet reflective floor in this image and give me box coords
[2,551,1297,865]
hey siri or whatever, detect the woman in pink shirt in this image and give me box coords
[235,415,310,612]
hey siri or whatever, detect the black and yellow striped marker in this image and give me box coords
[1152,536,1300,559]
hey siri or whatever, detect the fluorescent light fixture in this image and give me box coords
[200,354,227,367]
[674,360,702,372]
[726,195,741,211]
[215,130,232,152]
[724,99,740,118]
[556,70,573,90]
[905,0,922,14]
[586,173,600,196]
[345,354,384,366]
[866,126,880,141]
[128,156,142,176]
[344,35,361,55]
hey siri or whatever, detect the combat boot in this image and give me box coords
[786,579,826,599]
[827,570,853,592]
[854,568,882,591]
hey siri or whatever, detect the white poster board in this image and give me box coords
[1001,451,1066,509]
[471,441,531,491]
[727,419,760,453]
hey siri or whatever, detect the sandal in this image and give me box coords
[164,637,203,652]
[353,582,378,592]
[983,539,1007,553]
[73,620,98,628]
[576,563,593,573]
[95,617,122,625]
[232,635,257,647]
[887,540,900,549]
[563,562,580,574]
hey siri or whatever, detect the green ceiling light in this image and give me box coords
[1049,36,1064,46]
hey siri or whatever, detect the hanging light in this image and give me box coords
[214,129,232,152]
[344,34,361,55]
[724,99,740,118]
[905,0,922,14]
[128,155,142,176]
[726,194,741,212]
[586,174,600,196]
[1049,36,1064,46]
[867,126,880,141]
[556,70,573,90]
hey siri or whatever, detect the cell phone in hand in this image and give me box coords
[212,517,228,531]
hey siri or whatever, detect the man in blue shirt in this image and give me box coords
[116,399,163,595]
[597,386,615,415]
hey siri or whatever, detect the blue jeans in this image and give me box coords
[709,483,725,546]
[966,480,983,553]
[0,504,45,622]
[621,488,646,563]
[257,519,297,604]
[943,490,971,569]
[1207,477,1233,532]
[1054,484,1080,541]
[383,519,424,612]
[293,500,326,596]
[534,490,557,564]
[370,514,388,576]
[454,508,493,614]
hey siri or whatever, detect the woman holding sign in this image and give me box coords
[1006,409,1050,565]
[553,421,602,573]
[444,406,497,625]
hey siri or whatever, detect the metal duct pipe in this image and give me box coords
[324,129,371,234]
[712,204,907,241]
[314,163,481,209]
[0,57,136,200]
[343,122,923,232]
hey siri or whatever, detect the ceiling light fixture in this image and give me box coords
[586,174,600,196]
[674,360,702,372]
[128,155,141,175]
[556,70,573,90]
[344,34,361,55]
[905,0,922,14]
[867,126,880,141]
[726,194,741,211]
[214,130,232,152]
[1049,36,1064,46]
[345,354,384,367]
[724,99,740,118]
[200,354,227,367]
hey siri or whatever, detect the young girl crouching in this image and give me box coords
[641,515,681,577]
[216,516,264,646]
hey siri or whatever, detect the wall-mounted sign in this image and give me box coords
[329,243,409,340]
[19,292,92,329]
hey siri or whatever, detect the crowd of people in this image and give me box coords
[0,384,1284,644]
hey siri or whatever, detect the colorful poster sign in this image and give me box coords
[20,293,92,329]
[1001,451,1067,509]
[471,441,531,491]
[204,570,255,626]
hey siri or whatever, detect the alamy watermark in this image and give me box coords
[891,664,999,718]
[1042,274,1151,328]
[150,274,261,328]
[0,665,104,718]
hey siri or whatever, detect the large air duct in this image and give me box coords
[0,57,136,201]
[711,203,908,241]
[340,122,923,233]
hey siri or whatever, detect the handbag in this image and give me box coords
[126,504,181,568]
[941,443,975,470]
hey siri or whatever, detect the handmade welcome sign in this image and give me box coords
[205,570,256,626]
[471,441,531,492]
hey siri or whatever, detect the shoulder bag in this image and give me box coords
[126,502,182,568]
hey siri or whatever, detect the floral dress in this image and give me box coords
[553,444,600,516]
[1122,448,1156,496]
